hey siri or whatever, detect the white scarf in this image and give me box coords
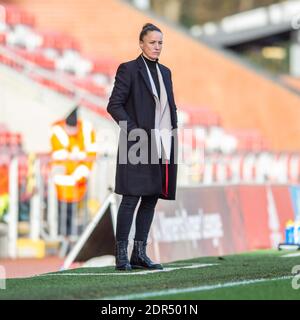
[142,56,172,160]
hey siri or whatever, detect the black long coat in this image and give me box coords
[107,54,178,200]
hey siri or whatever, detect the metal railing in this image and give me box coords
[3,153,116,258]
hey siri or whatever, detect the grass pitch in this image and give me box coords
[0,250,299,300]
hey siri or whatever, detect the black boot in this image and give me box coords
[115,240,132,271]
[130,240,163,270]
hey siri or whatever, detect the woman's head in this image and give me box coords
[139,23,163,61]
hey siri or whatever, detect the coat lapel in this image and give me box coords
[159,65,172,103]
[157,65,167,114]
[137,54,154,97]
[136,54,173,108]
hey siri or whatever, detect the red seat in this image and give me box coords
[8,133,22,155]
[2,132,10,146]
[0,51,23,71]
[0,132,8,147]
[31,49,55,69]
[0,33,6,44]
[0,5,35,27]
[37,30,81,51]
[10,47,55,70]
[9,133,22,147]
[86,55,119,76]
[21,11,35,27]
[34,52,55,70]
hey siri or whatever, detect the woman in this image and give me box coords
[107,23,178,271]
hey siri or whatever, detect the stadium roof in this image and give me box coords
[191,0,300,46]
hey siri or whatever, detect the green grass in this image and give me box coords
[0,250,300,300]
[154,278,296,300]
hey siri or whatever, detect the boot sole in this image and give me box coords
[115,266,132,271]
[131,264,163,270]
[131,265,146,270]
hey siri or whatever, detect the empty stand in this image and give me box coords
[0,4,118,114]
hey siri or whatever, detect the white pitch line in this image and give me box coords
[281,252,300,258]
[35,263,218,277]
[102,275,293,300]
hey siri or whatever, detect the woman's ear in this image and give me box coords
[139,40,143,50]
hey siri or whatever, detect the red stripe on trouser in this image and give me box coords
[164,160,168,197]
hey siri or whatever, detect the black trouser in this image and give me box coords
[116,194,159,242]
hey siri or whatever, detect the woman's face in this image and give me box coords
[140,30,163,61]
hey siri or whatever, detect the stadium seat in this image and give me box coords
[0,132,8,153]
[87,55,119,77]
[6,24,42,49]
[9,47,55,69]
[2,132,10,147]
[0,127,24,158]
[9,133,23,156]
[55,50,92,76]
[0,4,116,115]
[33,50,56,70]
[21,10,36,27]
[37,31,81,52]
[0,51,23,70]
[0,33,6,44]
[0,5,35,27]
[92,73,110,87]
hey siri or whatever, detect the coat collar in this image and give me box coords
[136,54,172,101]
